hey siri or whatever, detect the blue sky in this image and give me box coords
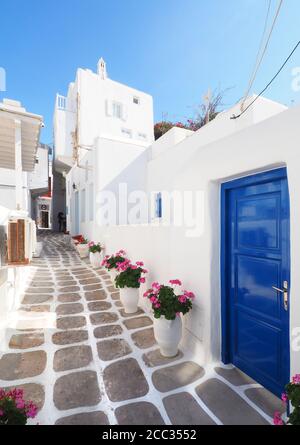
[1,0,300,143]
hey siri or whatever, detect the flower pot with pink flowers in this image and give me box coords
[115,260,148,314]
[0,388,38,425]
[101,250,127,281]
[76,238,89,258]
[88,241,103,268]
[144,279,195,357]
[273,374,300,425]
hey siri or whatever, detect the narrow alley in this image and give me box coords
[0,232,284,425]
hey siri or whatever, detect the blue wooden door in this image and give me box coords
[222,168,290,397]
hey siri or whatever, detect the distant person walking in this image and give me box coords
[57,212,65,232]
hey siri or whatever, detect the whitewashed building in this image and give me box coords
[53,58,154,236]
[0,98,43,347]
[53,60,300,398]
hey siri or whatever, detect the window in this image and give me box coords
[121,128,132,138]
[89,183,94,221]
[112,101,123,119]
[81,189,86,222]
[133,96,140,105]
[155,192,162,218]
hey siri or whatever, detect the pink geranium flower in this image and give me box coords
[281,392,288,404]
[273,411,284,425]
[169,279,182,286]
[138,277,146,283]
[292,374,300,384]
[136,261,144,266]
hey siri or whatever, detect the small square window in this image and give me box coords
[133,96,140,105]
[155,192,162,218]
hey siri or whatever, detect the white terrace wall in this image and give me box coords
[96,104,300,378]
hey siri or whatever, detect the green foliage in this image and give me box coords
[115,267,143,289]
[148,285,193,320]
[106,255,126,270]
[0,398,27,425]
[286,381,300,425]
[89,243,102,253]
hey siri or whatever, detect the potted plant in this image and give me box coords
[274,374,300,425]
[101,250,127,281]
[115,260,148,313]
[76,237,89,258]
[0,388,38,425]
[88,241,103,268]
[143,279,195,357]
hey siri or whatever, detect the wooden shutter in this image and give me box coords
[7,219,29,265]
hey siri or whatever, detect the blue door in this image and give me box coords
[221,168,290,397]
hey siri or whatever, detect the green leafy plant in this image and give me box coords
[115,260,147,289]
[143,280,195,320]
[274,374,300,425]
[88,241,102,253]
[0,388,38,425]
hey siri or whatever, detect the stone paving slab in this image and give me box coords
[56,303,84,315]
[58,293,81,303]
[214,366,256,386]
[55,410,109,425]
[9,333,44,349]
[20,305,50,312]
[0,350,47,380]
[84,290,107,301]
[123,316,153,330]
[143,349,183,367]
[28,281,54,287]
[26,287,54,294]
[110,291,120,300]
[52,330,89,345]
[57,280,78,286]
[3,383,45,411]
[131,328,156,349]
[54,345,93,372]
[244,387,285,417]
[97,338,132,361]
[79,278,101,285]
[90,312,118,325]
[115,401,165,425]
[88,301,112,312]
[195,378,268,425]
[94,325,123,339]
[152,361,205,392]
[56,316,86,330]
[58,286,80,293]
[83,284,101,291]
[22,294,53,304]
[53,370,101,410]
[103,358,149,402]
[163,392,216,425]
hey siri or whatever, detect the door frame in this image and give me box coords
[220,167,290,392]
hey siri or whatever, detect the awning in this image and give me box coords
[0,99,43,171]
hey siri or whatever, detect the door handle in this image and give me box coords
[272,281,288,311]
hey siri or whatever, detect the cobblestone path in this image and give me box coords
[0,233,284,425]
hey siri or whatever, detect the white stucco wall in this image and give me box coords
[93,103,300,379]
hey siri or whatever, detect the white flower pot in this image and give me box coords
[153,315,182,357]
[120,287,139,314]
[76,244,89,258]
[89,251,102,268]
